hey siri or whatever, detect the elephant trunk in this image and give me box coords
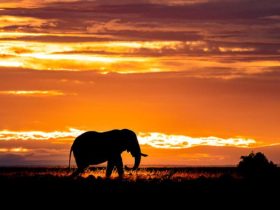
[132,154,141,170]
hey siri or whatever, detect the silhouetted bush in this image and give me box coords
[237,152,277,179]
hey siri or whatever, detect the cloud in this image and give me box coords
[138,132,256,148]
[0,0,279,77]
[0,154,28,166]
[0,90,65,96]
[0,0,78,8]
[0,128,256,148]
[1,0,279,39]
[0,128,82,141]
[1,39,279,76]
[0,15,54,29]
[0,147,29,153]
[0,141,279,166]
[140,144,280,166]
[0,129,273,166]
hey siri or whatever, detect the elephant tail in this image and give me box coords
[69,145,73,171]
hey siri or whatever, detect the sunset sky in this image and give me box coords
[0,0,280,166]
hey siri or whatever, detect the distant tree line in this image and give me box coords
[237,152,278,178]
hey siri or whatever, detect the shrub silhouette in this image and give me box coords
[237,152,277,178]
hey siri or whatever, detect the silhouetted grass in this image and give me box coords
[0,167,279,199]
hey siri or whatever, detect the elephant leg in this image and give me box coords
[71,162,87,177]
[71,168,83,177]
[106,160,115,178]
[115,155,124,178]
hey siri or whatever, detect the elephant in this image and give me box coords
[69,129,148,178]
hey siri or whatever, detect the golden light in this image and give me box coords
[0,16,49,28]
[0,35,278,75]
[218,47,255,52]
[0,0,78,8]
[0,90,65,96]
[138,132,256,148]
[0,128,83,141]
[0,60,21,67]
[21,53,146,63]
[0,129,257,148]
[0,147,29,153]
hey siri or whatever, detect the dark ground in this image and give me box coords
[0,167,279,205]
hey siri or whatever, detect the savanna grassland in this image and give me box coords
[1,167,279,199]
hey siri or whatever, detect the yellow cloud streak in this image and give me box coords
[0,60,22,67]
[0,147,29,153]
[0,16,51,28]
[0,32,112,39]
[218,47,255,52]
[0,40,158,72]
[0,90,65,96]
[0,0,77,8]
[138,132,256,148]
[0,128,82,141]
[0,39,182,53]
[0,129,256,148]
[0,35,278,75]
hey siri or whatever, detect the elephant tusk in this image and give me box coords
[141,153,148,157]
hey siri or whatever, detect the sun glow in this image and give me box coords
[0,34,279,75]
[0,129,257,148]
[0,60,21,67]
[0,40,155,72]
[138,132,256,148]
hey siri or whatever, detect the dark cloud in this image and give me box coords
[0,0,278,69]
[0,35,115,42]
[0,154,27,166]
[0,140,70,166]
[1,0,279,43]
[90,1,280,20]
[98,30,202,41]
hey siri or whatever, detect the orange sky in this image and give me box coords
[0,0,280,166]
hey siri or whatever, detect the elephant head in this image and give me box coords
[121,129,148,170]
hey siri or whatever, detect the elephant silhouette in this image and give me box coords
[69,129,148,178]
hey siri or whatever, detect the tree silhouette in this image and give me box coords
[237,152,277,178]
